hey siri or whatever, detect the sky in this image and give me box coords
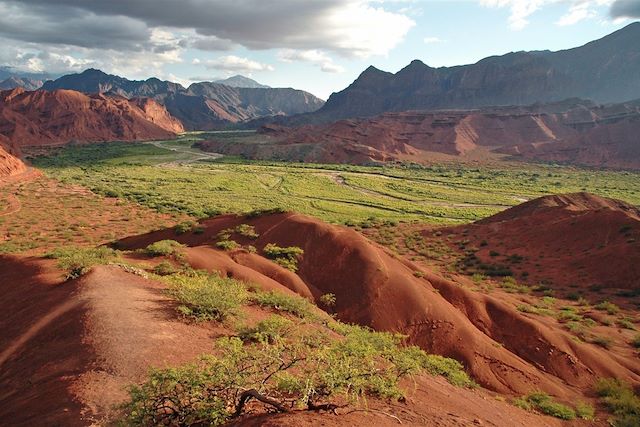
[0,0,639,99]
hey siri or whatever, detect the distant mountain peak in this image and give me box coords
[214,75,269,89]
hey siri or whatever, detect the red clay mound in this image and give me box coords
[0,87,184,148]
[450,192,640,290]
[201,99,640,168]
[117,211,640,398]
[1,255,564,426]
[0,136,26,178]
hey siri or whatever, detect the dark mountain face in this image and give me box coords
[303,22,640,123]
[41,69,324,130]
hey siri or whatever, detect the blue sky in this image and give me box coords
[0,1,638,99]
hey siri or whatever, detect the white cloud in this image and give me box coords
[200,55,274,73]
[556,3,597,26]
[479,0,614,30]
[278,49,345,73]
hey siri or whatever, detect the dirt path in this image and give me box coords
[72,265,222,423]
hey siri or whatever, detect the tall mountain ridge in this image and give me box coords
[42,69,324,130]
[288,22,640,124]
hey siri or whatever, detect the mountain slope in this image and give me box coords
[0,77,42,91]
[0,88,184,148]
[42,69,324,130]
[215,75,270,88]
[296,22,640,124]
[199,98,640,169]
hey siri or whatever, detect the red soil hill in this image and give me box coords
[0,88,184,148]
[117,211,640,399]
[446,192,640,290]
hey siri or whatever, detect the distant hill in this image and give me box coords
[214,75,270,89]
[0,87,183,148]
[199,98,640,169]
[42,69,324,130]
[290,22,640,124]
[0,77,43,91]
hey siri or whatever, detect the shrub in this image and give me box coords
[45,246,118,279]
[144,240,184,257]
[216,240,239,251]
[262,244,304,272]
[515,392,576,420]
[152,261,178,276]
[500,277,530,294]
[238,315,293,344]
[235,224,259,239]
[165,272,248,321]
[591,335,613,349]
[595,301,620,315]
[175,221,197,235]
[252,291,314,319]
[575,401,595,420]
[631,334,640,348]
[617,318,636,330]
[124,324,440,425]
[319,293,336,308]
[419,354,477,388]
[595,378,640,426]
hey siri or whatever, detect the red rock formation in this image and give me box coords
[0,88,184,148]
[0,135,26,178]
[201,100,640,169]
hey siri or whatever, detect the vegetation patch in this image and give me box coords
[252,290,315,319]
[124,320,475,426]
[144,240,184,257]
[595,378,640,426]
[262,243,304,272]
[45,246,118,279]
[513,392,577,420]
[165,272,248,321]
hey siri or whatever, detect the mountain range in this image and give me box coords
[41,69,323,130]
[275,22,640,125]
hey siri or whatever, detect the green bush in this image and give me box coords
[595,378,640,427]
[514,392,576,420]
[595,301,620,315]
[175,221,197,235]
[262,243,304,272]
[319,293,336,308]
[144,240,184,257]
[252,291,314,319]
[45,246,118,279]
[631,334,640,348]
[216,240,239,251]
[575,401,595,420]
[124,324,440,425]
[152,261,178,276]
[238,315,293,344]
[165,272,248,321]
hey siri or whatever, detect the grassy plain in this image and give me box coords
[30,133,640,226]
